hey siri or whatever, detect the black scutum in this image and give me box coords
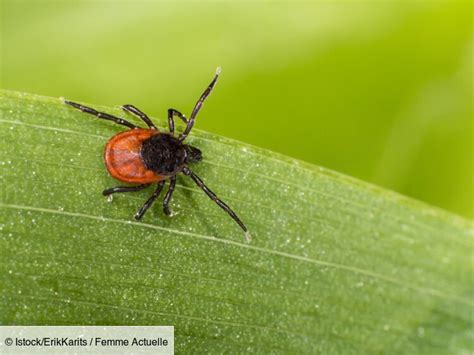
[140,134,186,175]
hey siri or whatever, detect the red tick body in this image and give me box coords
[104,129,163,184]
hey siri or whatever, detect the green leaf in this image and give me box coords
[0,89,472,353]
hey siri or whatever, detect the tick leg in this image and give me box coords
[102,184,150,196]
[179,67,221,141]
[163,176,177,215]
[167,109,188,136]
[64,100,138,129]
[182,167,248,234]
[134,180,166,220]
[122,104,157,130]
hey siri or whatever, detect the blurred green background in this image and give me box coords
[1,1,472,218]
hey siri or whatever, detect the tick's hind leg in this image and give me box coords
[134,181,166,220]
[64,100,138,129]
[102,184,150,196]
[122,104,157,130]
[163,176,177,215]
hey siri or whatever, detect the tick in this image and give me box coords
[64,68,249,240]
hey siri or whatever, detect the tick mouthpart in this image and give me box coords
[185,145,202,163]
